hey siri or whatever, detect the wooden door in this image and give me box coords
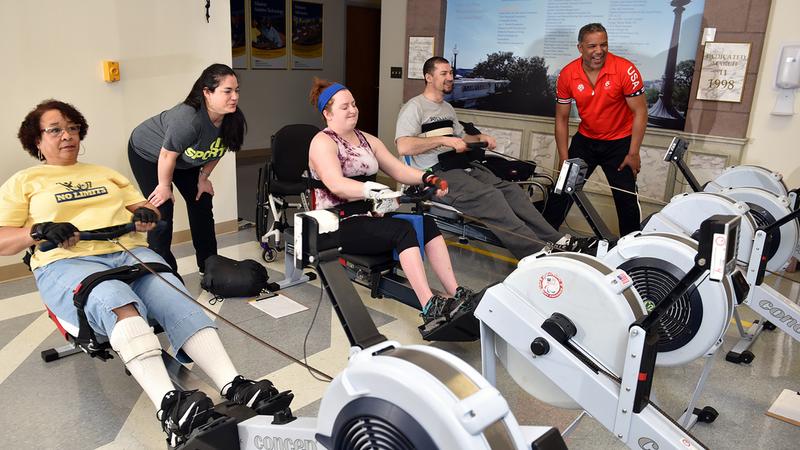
[345,5,381,135]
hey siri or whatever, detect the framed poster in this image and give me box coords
[250,0,288,69]
[408,37,435,79]
[292,1,323,69]
[231,0,247,68]
[696,42,751,103]
[442,0,708,130]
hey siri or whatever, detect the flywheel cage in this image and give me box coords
[337,415,416,450]
[621,260,704,352]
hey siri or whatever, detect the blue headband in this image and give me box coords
[317,83,347,113]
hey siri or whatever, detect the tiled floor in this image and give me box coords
[0,229,798,449]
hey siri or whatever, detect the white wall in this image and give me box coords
[237,0,346,150]
[745,0,800,186]
[378,0,408,152]
[238,0,402,153]
[0,1,235,267]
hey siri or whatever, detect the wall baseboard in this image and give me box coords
[0,219,240,283]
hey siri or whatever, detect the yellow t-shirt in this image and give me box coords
[0,162,148,270]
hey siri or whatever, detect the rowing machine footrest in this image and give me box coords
[419,293,484,342]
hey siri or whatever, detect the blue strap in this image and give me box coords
[392,214,425,261]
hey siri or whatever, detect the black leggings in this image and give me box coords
[339,214,441,255]
[127,144,217,272]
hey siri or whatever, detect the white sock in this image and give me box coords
[109,316,174,409]
[181,327,239,394]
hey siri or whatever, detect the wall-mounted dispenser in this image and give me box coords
[773,45,800,115]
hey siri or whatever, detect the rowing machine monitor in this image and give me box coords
[664,137,702,192]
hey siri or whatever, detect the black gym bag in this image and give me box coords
[201,255,271,298]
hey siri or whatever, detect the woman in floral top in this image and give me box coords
[308,78,472,325]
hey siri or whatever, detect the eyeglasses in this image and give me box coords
[41,124,81,137]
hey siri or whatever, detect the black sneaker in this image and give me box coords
[421,294,459,324]
[556,236,599,254]
[157,389,213,448]
[223,375,294,416]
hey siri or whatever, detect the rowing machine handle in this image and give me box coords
[38,221,166,252]
[423,173,449,192]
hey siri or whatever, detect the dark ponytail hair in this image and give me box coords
[184,63,247,152]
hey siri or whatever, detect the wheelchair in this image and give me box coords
[255,124,319,262]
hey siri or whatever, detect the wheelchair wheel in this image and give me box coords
[256,165,271,243]
[262,247,277,263]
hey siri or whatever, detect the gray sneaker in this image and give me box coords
[421,295,458,325]
[453,286,476,309]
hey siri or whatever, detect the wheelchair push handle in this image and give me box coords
[38,221,167,252]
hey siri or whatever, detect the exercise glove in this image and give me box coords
[132,207,159,224]
[30,222,79,246]
[362,181,401,214]
[422,172,448,191]
[362,181,391,200]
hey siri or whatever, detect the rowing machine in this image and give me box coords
[476,214,741,449]
[664,136,800,270]
[180,209,567,449]
[659,138,800,361]
[664,136,798,207]
[550,159,747,428]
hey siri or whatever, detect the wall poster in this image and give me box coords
[292,1,323,69]
[231,0,247,68]
[250,0,288,69]
[443,0,707,130]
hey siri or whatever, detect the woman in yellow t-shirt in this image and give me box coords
[0,100,290,447]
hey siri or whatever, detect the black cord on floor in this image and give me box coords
[303,276,331,383]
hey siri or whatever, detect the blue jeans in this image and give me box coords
[33,247,215,353]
